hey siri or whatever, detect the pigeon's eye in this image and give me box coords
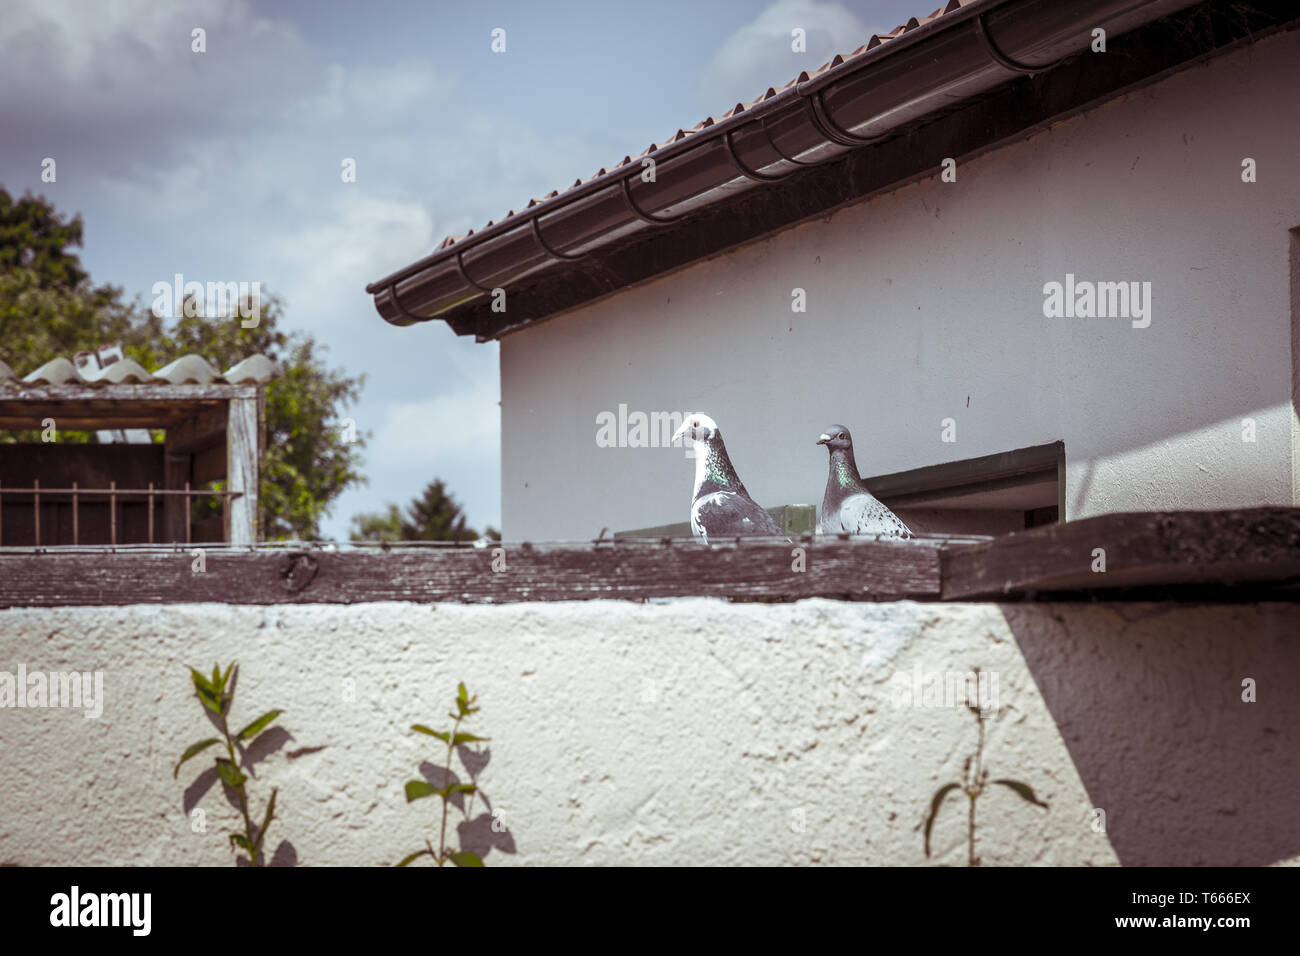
[692,420,699,427]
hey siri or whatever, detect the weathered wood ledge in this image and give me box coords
[0,508,1296,607]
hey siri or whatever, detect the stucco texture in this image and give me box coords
[1,599,1295,866]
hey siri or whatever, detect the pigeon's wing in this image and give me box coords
[693,491,785,541]
[839,492,912,538]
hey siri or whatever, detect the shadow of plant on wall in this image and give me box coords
[922,670,1049,866]
[397,682,516,866]
[173,662,290,867]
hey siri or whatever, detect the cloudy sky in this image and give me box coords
[0,0,922,538]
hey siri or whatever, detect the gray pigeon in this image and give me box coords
[671,413,785,544]
[816,424,912,538]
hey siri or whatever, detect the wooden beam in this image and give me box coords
[941,507,1300,599]
[865,441,1064,506]
[0,384,256,402]
[193,443,227,485]
[162,452,190,543]
[0,538,940,606]
[226,397,258,545]
[167,405,227,455]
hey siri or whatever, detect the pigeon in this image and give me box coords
[816,424,913,538]
[671,413,786,544]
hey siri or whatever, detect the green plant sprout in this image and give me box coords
[922,671,1048,866]
[173,662,284,867]
[397,682,490,867]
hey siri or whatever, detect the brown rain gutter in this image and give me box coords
[366,0,1203,332]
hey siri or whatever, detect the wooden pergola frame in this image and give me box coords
[0,384,263,545]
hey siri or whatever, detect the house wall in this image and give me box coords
[0,599,1296,867]
[500,30,1300,541]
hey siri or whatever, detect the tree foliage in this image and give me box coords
[0,187,366,539]
[351,479,498,542]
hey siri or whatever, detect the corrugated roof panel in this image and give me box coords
[2,353,276,387]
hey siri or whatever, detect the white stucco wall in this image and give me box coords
[500,30,1300,541]
[1,600,1296,867]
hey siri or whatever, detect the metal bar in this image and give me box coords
[72,481,78,545]
[148,482,154,544]
[184,481,191,545]
[0,486,243,497]
[33,478,39,547]
[0,480,3,546]
[110,480,116,545]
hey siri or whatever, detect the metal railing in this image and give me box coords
[0,481,243,546]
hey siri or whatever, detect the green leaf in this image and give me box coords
[221,661,236,691]
[457,682,468,705]
[211,664,221,691]
[993,779,1049,810]
[396,849,431,867]
[411,724,449,742]
[216,758,247,789]
[405,780,438,802]
[195,685,223,717]
[236,709,283,742]
[450,851,484,867]
[451,733,489,746]
[449,784,477,795]
[189,667,215,694]
[923,782,961,858]
[173,738,221,778]
[229,833,253,853]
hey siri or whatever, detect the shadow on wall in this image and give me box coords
[182,723,301,867]
[1004,603,1300,866]
[416,745,518,862]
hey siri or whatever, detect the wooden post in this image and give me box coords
[33,479,39,547]
[72,481,78,545]
[148,482,154,544]
[227,397,258,545]
[184,482,191,545]
[110,480,116,545]
[163,452,190,543]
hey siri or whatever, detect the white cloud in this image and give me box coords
[698,0,872,111]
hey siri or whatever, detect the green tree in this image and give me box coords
[351,479,498,542]
[0,187,367,539]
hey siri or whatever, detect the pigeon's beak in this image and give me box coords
[672,422,691,444]
[816,433,831,445]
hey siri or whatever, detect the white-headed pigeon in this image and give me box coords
[671,413,785,544]
[816,424,912,538]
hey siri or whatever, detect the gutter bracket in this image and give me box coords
[975,12,1070,76]
[531,215,587,261]
[620,176,683,225]
[801,88,891,148]
[722,129,793,183]
[759,115,820,168]
[455,249,495,293]
[387,282,426,324]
